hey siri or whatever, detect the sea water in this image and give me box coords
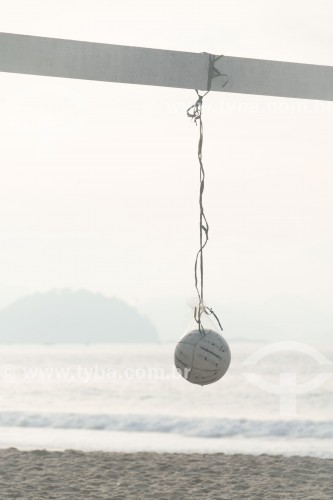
[0,341,332,458]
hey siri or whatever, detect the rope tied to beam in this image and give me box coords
[186,54,225,336]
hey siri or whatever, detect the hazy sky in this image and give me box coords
[1,1,333,337]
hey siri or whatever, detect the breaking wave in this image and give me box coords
[0,412,331,439]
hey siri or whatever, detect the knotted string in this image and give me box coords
[187,54,225,335]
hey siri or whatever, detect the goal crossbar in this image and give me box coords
[1,32,333,101]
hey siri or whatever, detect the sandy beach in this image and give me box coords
[0,449,331,499]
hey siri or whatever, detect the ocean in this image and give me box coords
[0,341,332,458]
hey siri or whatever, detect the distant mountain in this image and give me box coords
[0,290,159,343]
[138,295,194,342]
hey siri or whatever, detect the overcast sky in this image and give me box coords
[0,0,333,339]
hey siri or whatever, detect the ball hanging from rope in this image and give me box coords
[174,329,231,385]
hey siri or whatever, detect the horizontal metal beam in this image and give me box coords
[1,32,333,101]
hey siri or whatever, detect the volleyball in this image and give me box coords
[174,329,231,385]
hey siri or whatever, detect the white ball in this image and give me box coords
[174,329,231,385]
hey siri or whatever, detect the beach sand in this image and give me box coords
[0,448,332,499]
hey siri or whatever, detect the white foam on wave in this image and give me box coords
[0,427,332,458]
[0,411,331,439]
